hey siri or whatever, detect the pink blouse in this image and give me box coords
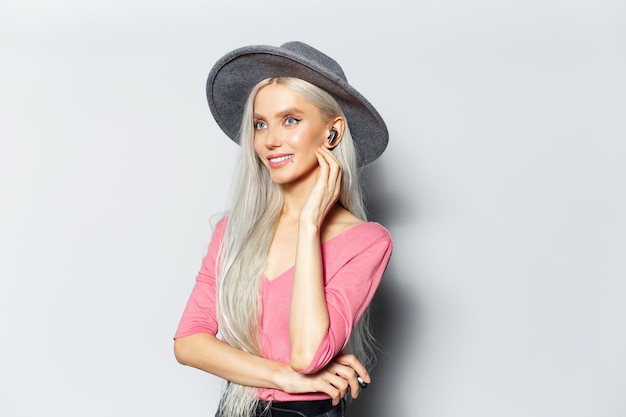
[174,218,393,401]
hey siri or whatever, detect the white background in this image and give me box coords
[1,1,625,416]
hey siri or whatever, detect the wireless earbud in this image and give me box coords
[327,129,338,145]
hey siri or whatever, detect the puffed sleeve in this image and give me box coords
[299,224,393,374]
[173,218,227,339]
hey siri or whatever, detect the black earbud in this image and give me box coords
[328,129,338,145]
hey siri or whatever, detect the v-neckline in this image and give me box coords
[261,221,371,282]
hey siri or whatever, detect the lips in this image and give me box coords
[267,154,294,168]
[268,154,293,163]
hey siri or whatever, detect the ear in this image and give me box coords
[324,117,345,149]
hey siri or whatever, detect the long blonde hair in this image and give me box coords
[216,77,374,417]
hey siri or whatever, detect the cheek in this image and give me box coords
[252,141,270,169]
[291,131,322,149]
[253,136,264,157]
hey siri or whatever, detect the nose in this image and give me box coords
[264,128,281,149]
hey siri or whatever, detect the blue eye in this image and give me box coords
[255,121,267,130]
[285,117,300,126]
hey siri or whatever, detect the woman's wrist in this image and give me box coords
[273,362,299,393]
[297,219,321,237]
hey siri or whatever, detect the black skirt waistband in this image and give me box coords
[257,399,334,417]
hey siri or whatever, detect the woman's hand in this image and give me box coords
[278,354,371,406]
[290,146,341,369]
[330,353,371,396]
[300,146,342,228]
[175,335,370,406]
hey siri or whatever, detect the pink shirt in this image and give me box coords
[175,218,393,401]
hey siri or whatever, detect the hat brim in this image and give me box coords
[206,44,388,166]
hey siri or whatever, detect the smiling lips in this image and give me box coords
[267,154,294,168]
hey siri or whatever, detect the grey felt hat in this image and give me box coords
[206,41,388,166]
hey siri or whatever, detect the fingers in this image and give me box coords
[316,146,342,182]
[315,146,342,198]
[333,354,371,385]
[305,355,371,404]
[324,354,372,400]
[311,374,347,406]
[326,361,361,399]
[302,146,342,225]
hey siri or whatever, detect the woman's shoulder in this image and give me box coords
[340,221,392,245]
[321,222,392,270]
[323,208,392,247]
[209,213,229,239]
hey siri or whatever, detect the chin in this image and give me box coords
[269,175,294,186]
[267,165,317,187]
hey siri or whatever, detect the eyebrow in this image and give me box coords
[253,107,305,120]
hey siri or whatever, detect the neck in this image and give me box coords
[278,171,319,221]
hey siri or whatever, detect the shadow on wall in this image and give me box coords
[348,161,420,416]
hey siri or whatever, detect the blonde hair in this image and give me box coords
[216,77,375,417]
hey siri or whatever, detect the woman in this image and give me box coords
[174,41,393,417]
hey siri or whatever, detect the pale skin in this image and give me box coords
[174,82,370,405]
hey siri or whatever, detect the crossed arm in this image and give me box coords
[174,333,370,404]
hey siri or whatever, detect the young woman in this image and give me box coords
[174,41,393,417]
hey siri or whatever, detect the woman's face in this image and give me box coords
[253,82,329,187]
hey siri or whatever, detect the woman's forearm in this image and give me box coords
[289,221,330,372]
[174,333,366,403]
[174,333,288,389]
